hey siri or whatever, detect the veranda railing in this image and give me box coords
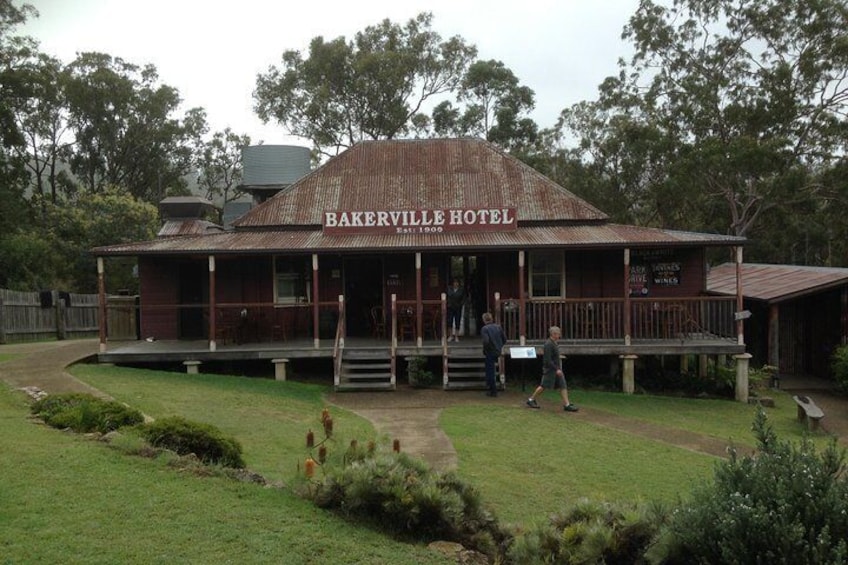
[496,296,737,342]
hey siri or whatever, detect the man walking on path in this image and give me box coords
[526,326,578,412]
[480,312,506,397]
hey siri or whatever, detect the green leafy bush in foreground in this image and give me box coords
[31,392,144,433]
[654,408,848,564]
[307,446,508,558]
[507,498,666,564]
[830,344,848,394]
[140,416,245,469]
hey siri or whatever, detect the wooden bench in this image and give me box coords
[792,395,825,431]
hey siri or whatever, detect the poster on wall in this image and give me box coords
[428,267,440,288]
[629,263,649,296]
[651,262,681,286]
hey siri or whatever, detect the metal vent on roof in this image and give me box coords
[242,145,311,186]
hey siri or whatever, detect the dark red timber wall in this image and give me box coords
[486,251,519,303]
[139,257,181,340]
[318,255,344,302]
[421,254,448,301]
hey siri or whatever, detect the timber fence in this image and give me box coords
[0,288,106,344]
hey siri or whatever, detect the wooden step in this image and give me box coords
[447,352,484,360]
[340,371,393,380]
[342,362,392,370]
[335,381,396,392]
[447,361,484,369]
[342,349,392,360]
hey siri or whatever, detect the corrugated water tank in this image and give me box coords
[241,145,311,186]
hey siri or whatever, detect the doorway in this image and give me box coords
[178,261,207,339]
[344,257,384,338]
[449,255,487,337]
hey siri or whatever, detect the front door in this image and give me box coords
[449,255,487,336]
[344,257,384,338]
[178,262,206,339]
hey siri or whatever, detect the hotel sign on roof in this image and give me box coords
[323,207,517,235]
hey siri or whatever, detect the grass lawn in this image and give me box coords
[442,403,715,524]
[440,388,827,525]
[68,363,377,482]
[0,380,453,564]
[3,361,834,562]
[571,389,815,449]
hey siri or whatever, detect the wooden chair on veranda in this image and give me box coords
[423,306,441,340]
[370,306,387,339]
[398,307,416,342]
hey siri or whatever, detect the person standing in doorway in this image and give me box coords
[526,326,578,412]
[446,277,465,342]
[481,312,506,397]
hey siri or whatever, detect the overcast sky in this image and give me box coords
[21,0,640,146]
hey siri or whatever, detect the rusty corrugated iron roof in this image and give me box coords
[94,224,742,256]
[157,219,224,237]
[707,263,848,303]
[232,138,608,227]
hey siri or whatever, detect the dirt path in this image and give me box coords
[0,340,106,397]
[327,376,848,469]
[3,340,846,471]
[327,387,762,470]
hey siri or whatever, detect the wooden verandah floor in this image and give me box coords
[98,336,744,365]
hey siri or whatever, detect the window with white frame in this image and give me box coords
[274,256,310,304]
[529,251,564,298]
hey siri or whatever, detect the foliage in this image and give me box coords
[37,187,158,292]
[62,51,207,203]
[140,415,245,469]
[507,498,666,564]
[0,1,37,238]
[748,364,777,392]
[31,392,144,434]
[830,344,848,394]
[654,408,848,564]
[406,355,435,388]
[195,127,250,211]
[0,230,64,290]
[555,0,848,252]
[254,12,476,158]
[7,50,72,208]
[431,59,538,154]
[308,446,506,558]
[632,356,735,397]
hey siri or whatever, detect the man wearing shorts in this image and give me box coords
[526,325,578,412]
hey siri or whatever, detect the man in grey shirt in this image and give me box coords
[526,325,578,412]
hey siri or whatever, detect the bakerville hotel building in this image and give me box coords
[93,137,752,398]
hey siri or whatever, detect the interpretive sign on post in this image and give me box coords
[509,346,537,359]
[509,346,537,390]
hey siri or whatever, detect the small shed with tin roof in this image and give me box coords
[708,263,848,378]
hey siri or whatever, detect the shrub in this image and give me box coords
[140,416,245,469]
[308,449,507,557]
[830,344,848,394]
[406,356,435,388]
[507,498,666,564]
[31,392,144,433]
[653,408,848,564]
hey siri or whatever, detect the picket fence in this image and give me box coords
[0,288,136,344]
